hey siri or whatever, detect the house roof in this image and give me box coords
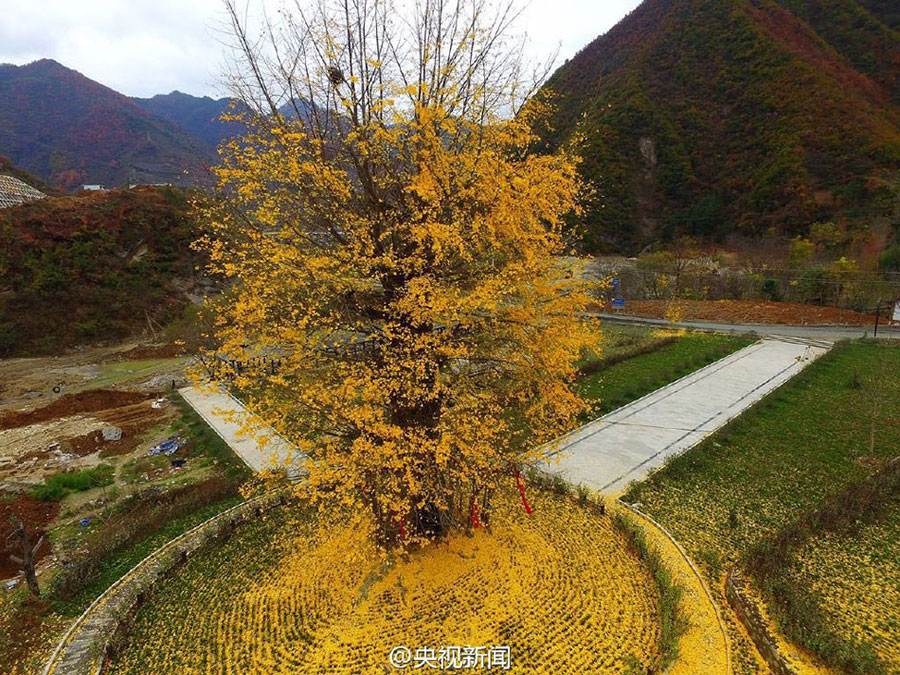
[0,174,47,209]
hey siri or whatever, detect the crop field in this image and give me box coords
[109,491,666,675]
[578,328,754,415]
[624,341,900,673]
[779,499,899,671]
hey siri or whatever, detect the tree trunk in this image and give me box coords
[9,515,41,597]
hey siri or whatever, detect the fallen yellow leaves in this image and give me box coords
[786,516,899,671]
[110,491,664,674]
[617,505,729,675]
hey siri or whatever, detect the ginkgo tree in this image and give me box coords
[199,0,601,547]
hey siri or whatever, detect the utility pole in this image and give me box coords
[8,515,43,597]
[874,301,882,338]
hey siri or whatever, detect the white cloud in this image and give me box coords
[0,0,641,97]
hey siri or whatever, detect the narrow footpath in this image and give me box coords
[178,385,305,480]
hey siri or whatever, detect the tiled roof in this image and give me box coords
[0,174,47,209]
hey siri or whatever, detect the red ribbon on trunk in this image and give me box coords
[513,465,533,515]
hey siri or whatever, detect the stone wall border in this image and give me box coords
[617,500,733,675]
[724,567,797,675]
[43,491,287,675]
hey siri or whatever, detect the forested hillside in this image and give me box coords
[541,0,900,252]
[0,187,199,355]
[131,91,247,150]
[0,60,214,190]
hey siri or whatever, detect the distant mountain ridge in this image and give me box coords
[0,60,214,190]
[131,92,318,150]
[131,91,248,150]
[541,0,900,252]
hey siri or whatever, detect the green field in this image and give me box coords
[624,341,900,673]
[90,357,186,388]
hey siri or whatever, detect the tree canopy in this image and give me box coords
[199,0,600,546]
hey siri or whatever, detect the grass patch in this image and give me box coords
[577,324,677,374]
[744,461,899,674]
[0,485,244,675]
[90,358,186,389]
[48,482,245,614]
[30,464,115,501]
[577,331,755,416]
[170,390,252,482]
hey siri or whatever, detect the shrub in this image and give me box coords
[613,513,687,670]
[30,464,115,501]
[760,277,782,302]
[879,244,900,273]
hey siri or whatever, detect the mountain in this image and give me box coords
[857,0,899,29]
[540,0,900,252]
[132,91,248,150]
[132,92,319,150]
[0,60,215,190]
[0,186,199,356]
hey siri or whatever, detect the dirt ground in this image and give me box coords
[0,344,186,487]
[0,341,186,414]
[0,390,149,430]
[0,398,175,487]
[0,495,59,578]
[623,299,879,325]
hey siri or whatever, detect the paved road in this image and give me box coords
[544,337,830,495]
[595,312,900,342]
[179,385,305,480]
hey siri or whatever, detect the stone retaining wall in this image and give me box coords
[43,491,287,675]
[724,568,796,675]
[618,501,732,675]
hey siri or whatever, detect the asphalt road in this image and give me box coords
[595,312,900,342]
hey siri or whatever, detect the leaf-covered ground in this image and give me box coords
[624,341,900,673]
[109,491,664,675]
[778,497,899,672]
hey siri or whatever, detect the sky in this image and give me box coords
[0,0,641,99]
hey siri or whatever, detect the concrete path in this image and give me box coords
[595,313,900,342]
[544,337,830,495]
[178,385,306,480]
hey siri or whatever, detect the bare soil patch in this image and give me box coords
[0,494,59,578]
[625,299,877,325]
[114,344,182,360]
[0,400,172,485]
[0,390,150,431]
[68,430,143,459]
